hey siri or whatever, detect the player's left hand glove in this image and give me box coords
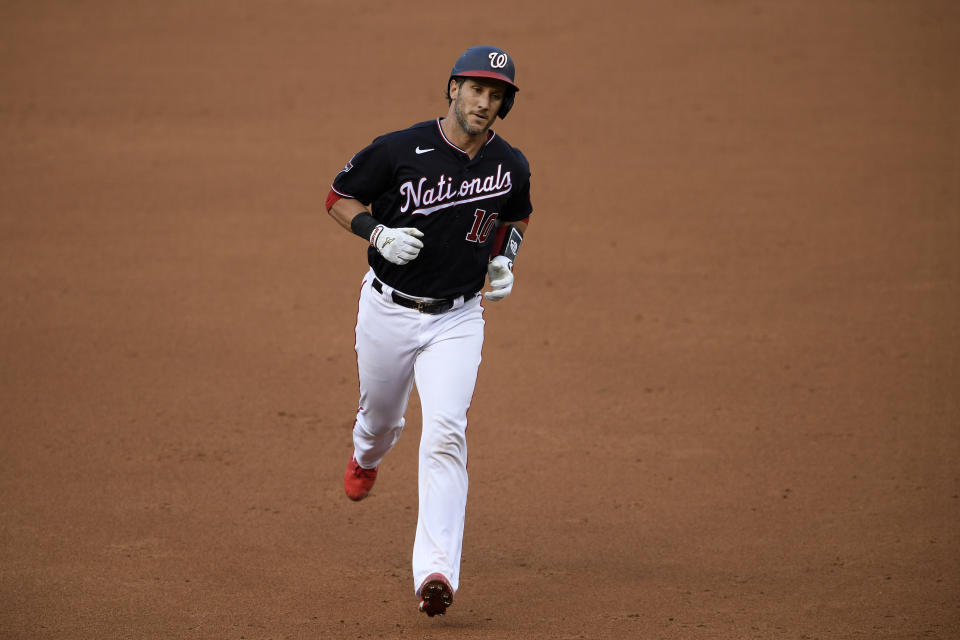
[483,255,514,302]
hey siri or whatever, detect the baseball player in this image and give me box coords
[325,45,532,617]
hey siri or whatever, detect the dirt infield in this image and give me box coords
[2,1,958,638]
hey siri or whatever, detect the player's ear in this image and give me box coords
[448,78,459,100]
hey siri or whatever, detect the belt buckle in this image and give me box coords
[414,300,429,313]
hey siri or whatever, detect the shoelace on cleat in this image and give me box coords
[352,466,376,478]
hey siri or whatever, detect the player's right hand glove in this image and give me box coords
[484,255,514,301]
[370,225,424,265]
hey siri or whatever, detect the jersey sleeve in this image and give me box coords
[499,147,533,223]
[330,135,395,207]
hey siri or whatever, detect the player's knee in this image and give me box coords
[422,416,467,464]
[355,411,404,438]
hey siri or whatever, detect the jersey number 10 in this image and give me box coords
[465,209,499,244]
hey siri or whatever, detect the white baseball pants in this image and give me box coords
[352,269,484,594]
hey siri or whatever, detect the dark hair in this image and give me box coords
[445,77,466,105]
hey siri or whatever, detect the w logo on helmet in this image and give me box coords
[488,52,509,69]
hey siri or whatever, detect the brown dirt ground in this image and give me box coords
[2,1,958,638]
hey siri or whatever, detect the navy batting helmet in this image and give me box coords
[448,45,519,119]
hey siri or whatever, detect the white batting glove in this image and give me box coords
[484,255,514,301]
[371,225,425,265]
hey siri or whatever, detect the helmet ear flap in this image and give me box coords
[498,91,516,119]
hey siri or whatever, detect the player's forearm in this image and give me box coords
[489,218,528,260]
[328,197,369,235]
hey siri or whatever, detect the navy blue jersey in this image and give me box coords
[332,119,533,299]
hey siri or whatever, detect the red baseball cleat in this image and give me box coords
[343,457,378,501]
[417,573,454,617]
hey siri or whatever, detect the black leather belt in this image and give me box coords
[372,278,455,314]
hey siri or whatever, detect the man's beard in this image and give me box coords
[454,96,491,136]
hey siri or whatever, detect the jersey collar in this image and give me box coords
[435,118,496,156]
